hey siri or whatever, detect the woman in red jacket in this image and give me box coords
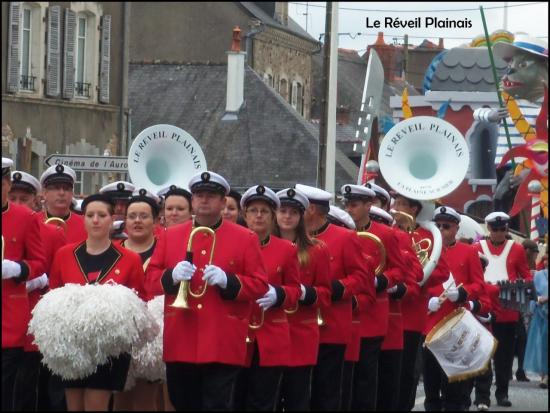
[274,187,331,411]
[49,193,146,411]
[235,185,302,411]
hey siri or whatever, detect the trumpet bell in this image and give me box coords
[170,281,191,309]
[379,117,469,201]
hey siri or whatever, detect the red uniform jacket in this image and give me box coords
[401,226,450,334]
[38,210,86,244]
[49,241,146,299]
[246,235,301,367]
[25,219,67,352]
[314,223,374,345]
[474,239,532,323]
[424,241,485,335]
[2,203,46,348]
[146,219,268,366]
[286,241,331,366]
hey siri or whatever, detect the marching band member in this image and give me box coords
[223,189,246,226]
[158,184,193,227]
[113,188,162,411]
[9,170,66,411]
[99,181,136,221]
[274,188,331,411]
[474,212,532,407]
[392,193,450,411]
[342,184,409,411]
[423,206,485,411]
[234,185,301,410]
[146,171,268,411]
[295,184,374,411]
[48,193,146,411]
[2,158,46,411]
[39,164,86,243]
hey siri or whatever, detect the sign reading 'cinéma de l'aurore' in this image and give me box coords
[128,124,207,193]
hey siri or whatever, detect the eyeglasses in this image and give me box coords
[435,223,453,230]
[489,226,507,232]
[126,213,153,221]
[246,208,272,216]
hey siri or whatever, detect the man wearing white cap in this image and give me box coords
[147,171,268,410]
[295,183,373,411]
[474,211,532,407]
[422,206,486,411]
[39,164,86,243]
[2,157,46,411]
[99,181,136,222]
[341,184,410,411]
[8,170,66,410]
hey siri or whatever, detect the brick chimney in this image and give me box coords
[274,2,288,26]
[438,38,444,49]
[336,106,350,125]
[366,32,397,82]
[225,27,246,115]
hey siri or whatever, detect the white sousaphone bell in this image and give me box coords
[128,124,208,194]
[379,116,470,285]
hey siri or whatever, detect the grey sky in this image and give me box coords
[288,2,548,51]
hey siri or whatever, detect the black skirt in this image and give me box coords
[63,353,131,391]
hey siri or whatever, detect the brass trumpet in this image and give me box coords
[390,209,432,268]
[44,217,68,233]
[317,308,325,326]
[357,231,386,276]
[171,226,216,309]
[248,308,265,330]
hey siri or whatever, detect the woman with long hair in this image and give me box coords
[48,194,146,411]
[274,188,331,411]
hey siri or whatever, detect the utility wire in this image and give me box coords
[290,2,545,13]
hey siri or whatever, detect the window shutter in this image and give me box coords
[62,8,76,99]
[7,2,21,93]
[99,14,111,104]
[46,5,61,97]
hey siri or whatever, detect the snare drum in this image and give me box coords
[425,307,498,382]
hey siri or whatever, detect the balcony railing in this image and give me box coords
[20,75,36,91]
[75,82,91,98]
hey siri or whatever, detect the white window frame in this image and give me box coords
[75,14,88,98]
[18,2,46,95]
[20,6,32,81]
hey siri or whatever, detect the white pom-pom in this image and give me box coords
[29,282,159,380]
[130,295,166,382]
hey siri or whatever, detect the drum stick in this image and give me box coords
[428,283,464,314]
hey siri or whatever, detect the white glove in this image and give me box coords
[256,284,278,310]
[2,259,22,280]
[300,284,306,301]
[445,288,460,303]
[172,261,196,285]
[26,273,49,292]
[428,297,441,312]
[467,300,474,311]
[387,285,398,294]
[202,264,227,289]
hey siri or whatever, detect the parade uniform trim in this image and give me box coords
[73,242,122,284]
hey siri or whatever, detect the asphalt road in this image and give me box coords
[413,359,548,411]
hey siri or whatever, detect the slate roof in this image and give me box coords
[128,63,354,192]
[239,2,318,44]
[429,47,508,92]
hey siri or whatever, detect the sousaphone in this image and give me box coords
[379,116,470,285]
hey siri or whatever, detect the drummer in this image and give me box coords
[423,206,485,411]
[49,193,146,411]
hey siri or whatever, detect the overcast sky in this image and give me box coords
[288,2,548,51]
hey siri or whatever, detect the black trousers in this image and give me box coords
[351,336,384,411]
[341,361,354,411]
[463,362,492,409]
[279,365,313,411]
[514,316,527,374]
[234,343,283,411]
[423,347,466,411]
[165,362,241,411]
[376,349,402,411]
[397,331,422,411]
[311,343,346,411]
[491,321,516,400]
[13,351,48,411]
[2,348,25,411]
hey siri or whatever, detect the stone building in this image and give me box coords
[2,1,128,194]
[128,2,319,119]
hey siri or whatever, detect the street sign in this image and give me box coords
[44,154,128,172]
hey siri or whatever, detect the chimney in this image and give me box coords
[274,2,288,26]
[367,32,397,82]
[225,27,246,116]
[438,38,444,49]
[336,106,350,125]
